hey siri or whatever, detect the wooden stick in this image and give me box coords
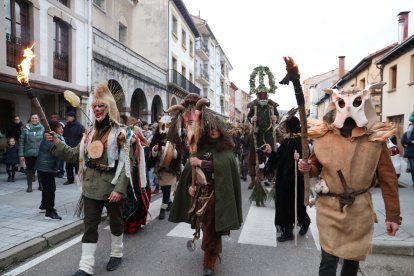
[294,150,298,247]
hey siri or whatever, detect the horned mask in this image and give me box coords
[324,83,383,129]
[158,115,172,134]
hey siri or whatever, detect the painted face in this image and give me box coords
[30,114,39,125]
[332,88,370,128]
[92,101,108,122]
[208,128,221,140]
[158,115,172,134]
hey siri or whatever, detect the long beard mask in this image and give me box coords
[92,102,109,122]
[329,85,379,129]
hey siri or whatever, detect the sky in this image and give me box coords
[184,0,413,110]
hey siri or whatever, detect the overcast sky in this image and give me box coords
[184,0,413,110]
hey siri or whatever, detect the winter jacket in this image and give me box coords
[402,126,414,159]
[3,146,19,164]
[63,120,85,147]
[18,123,44,157]
[36,139,59,173]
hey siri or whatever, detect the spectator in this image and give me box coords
[6,115,25,173]
[3,137,19,182]
[141,121,153,142]
[19,113,44,192]
[402,113,414,186]
[50,113,65,178]
[36,121,64,220]
[63,111,85,185]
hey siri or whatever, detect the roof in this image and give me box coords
[376,34,414,65]
[230,82,238,90]
[335,43,397,88]
[173,0,200,38]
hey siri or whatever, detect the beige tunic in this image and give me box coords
[310,130,400,261]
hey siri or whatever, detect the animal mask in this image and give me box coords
[158,115,172,134]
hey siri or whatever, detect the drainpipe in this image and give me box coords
[86,0,93,126]
[166,0,171,113]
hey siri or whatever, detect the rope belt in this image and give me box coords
[86,162,115,172]
[319,170,374,212]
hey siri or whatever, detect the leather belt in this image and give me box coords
[86,162,115,172]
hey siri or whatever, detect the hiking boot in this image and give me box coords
[11,176,15,182]
[72,270,91,276]
[277,226,294,242]
[158,208,166,220]
[19,168,26,174]
[106,257,122,271]
[63,180,74,185]
[45,211,62,221]
[7,176,11,182]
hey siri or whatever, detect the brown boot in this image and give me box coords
[203,251,218,275]
[248,176,255,189]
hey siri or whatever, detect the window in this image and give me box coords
[390,65,397,90]
[181,29,186,49]
[189,72,193,82]
[359,78,365,89]
[410,55,414,82]
[172,57,177,71]
[5,0,30,68]
[189,40,194,57]
[57,0,69,7]
[181,66,186,78]
[53,17,70,81]
[119,23,127,43]
[172,15,178,37]
[93,0,104,9]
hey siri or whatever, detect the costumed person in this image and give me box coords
[167,93,243,276]
[298,84,401,276]
[45,81,133,276]
[264,115,311,242]
[122,116,152,233]
[239,120,252,181]
[148,114,181,220]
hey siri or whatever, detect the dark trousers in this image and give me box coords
[409,158,414,183]
[58,160,65,176]
[161,185,172,204]
[38,171,56,212]
[82,196,123,243]
[6,164,16,177]
[319,249,359,276]
[65,162,78,182]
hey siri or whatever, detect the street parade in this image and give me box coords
[0,1,413,276]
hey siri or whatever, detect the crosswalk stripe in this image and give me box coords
[238,202,277,247]
[167,222,202,239]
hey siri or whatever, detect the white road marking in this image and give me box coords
[167,222,203,239]
[238,203,277,247]
[307,206,320,250]
[3,235,82,276]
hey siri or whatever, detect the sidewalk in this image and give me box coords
[0,158,413,271]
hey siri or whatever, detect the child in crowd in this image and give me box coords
[3,138,19,182]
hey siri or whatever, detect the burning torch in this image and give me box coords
[16,44,50,132]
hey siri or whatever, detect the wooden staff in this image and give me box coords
[280,56,310,206]
[294,150,298,246]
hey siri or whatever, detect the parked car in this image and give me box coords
[387,135,401,179]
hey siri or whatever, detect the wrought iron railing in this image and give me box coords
[53,52,69,81]
[170,69,200,94]
[6,33,31,68]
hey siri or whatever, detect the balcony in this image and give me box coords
[195,40,209,61]
[6,33,31,68]
[195,69,209,86]
[169,69,200,94]
[53,52,69,82]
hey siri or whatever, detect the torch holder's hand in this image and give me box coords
[279,56,301,85]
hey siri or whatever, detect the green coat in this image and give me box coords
[169,144,243,232]
[52,141,129,201]
[19,123,44,157]
[247,99,279,149]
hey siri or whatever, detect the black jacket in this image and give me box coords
[6,122,23,140]
[402,125,414,159]
[63,120,85,147]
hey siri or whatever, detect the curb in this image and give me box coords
[0,219,83,271]
[372,240,414,256]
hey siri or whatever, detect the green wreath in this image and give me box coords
[249,66,277,95]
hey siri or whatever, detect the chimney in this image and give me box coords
[338,56,345,78]
[398,11,410,43]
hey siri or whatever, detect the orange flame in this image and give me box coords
[17,44,36,85]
